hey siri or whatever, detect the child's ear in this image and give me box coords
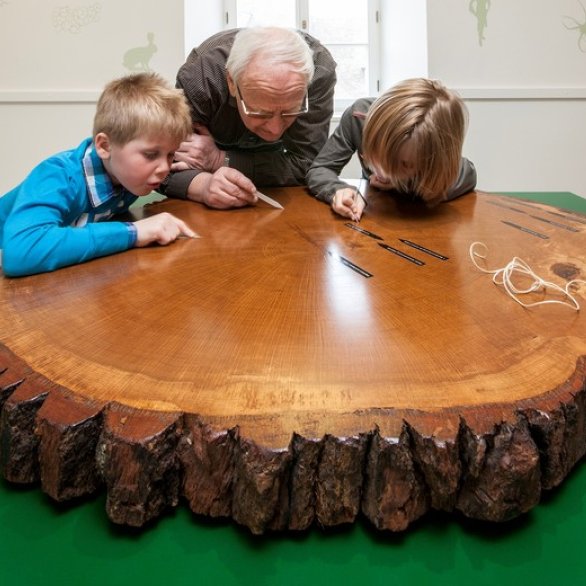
[94,132,111,160]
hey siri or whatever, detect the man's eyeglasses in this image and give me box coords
[236,83,309,119]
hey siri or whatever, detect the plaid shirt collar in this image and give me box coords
[82,142,131,207]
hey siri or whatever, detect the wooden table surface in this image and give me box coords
[1,186,585,534]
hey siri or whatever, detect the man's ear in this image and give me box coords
[94,132,111,160]
[226,71,237,98]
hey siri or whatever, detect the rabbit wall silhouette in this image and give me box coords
[123,32,157,71]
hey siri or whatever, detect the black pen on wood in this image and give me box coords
[528,215,580,233]
[501,220,549,239]
[399,239,449,260]
[344,222,383,240]
[378,243,425,266]
[327,250,373,278]
[358,178,368,199]
[339,256,373,278]
[349,178,368,223]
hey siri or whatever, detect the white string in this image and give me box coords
[469,241,586,311]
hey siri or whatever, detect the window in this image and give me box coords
[223,0,381,111]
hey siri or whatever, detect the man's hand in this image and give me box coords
[189,167,258,209]
[133,212,197,247]
[171,124,225,173]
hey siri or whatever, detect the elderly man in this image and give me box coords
[159,27,337,209]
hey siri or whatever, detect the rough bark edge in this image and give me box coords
[96,402,183,527]
[1,344,585,534]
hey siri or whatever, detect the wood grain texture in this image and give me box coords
[0,188,585,533]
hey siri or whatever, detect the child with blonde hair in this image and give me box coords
[0,72,195,277]
[307,78,477,221]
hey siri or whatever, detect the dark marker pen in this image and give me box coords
[399,239,449,260]
[378,243,425,266]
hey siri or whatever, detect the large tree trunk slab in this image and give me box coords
[0,189,585,534]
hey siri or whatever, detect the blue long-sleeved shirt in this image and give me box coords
[0,138,137,277]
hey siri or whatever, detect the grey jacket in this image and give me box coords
[306,97,477,203]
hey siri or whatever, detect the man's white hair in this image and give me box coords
[226,27,315,85]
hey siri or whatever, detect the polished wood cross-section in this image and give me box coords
[1,188,585,533]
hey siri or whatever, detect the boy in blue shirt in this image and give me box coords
[0,72,196,277]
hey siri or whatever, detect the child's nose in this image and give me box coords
[157,158,171,174]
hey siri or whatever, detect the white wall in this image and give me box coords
[463,97,586,195]
[0,0,184,194]
[380,0,427,90]
[347,0,586,196]
[184,0,223,55]
[427,0,586,197]
[1,0,585,198]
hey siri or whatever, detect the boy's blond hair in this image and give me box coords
[93,73,192,145]
[362,78,467,205]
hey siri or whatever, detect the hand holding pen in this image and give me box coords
[331,185,367,222]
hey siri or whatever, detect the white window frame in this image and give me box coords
[223,0,381,112]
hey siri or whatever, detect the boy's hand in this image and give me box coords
[133,212,197,247]
[331,188,366,222]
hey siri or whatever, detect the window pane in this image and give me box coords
[328,45,369,100]
[236,0,296,28]
[308,0,368,44]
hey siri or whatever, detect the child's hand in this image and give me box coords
[331,188,366,222]
[368,174,393,190]
[133,212,197,247]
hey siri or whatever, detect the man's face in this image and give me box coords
[228,60,308,143]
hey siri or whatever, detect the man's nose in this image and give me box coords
[263,115,287,138]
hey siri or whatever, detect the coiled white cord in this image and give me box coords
[469,241,586,311]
